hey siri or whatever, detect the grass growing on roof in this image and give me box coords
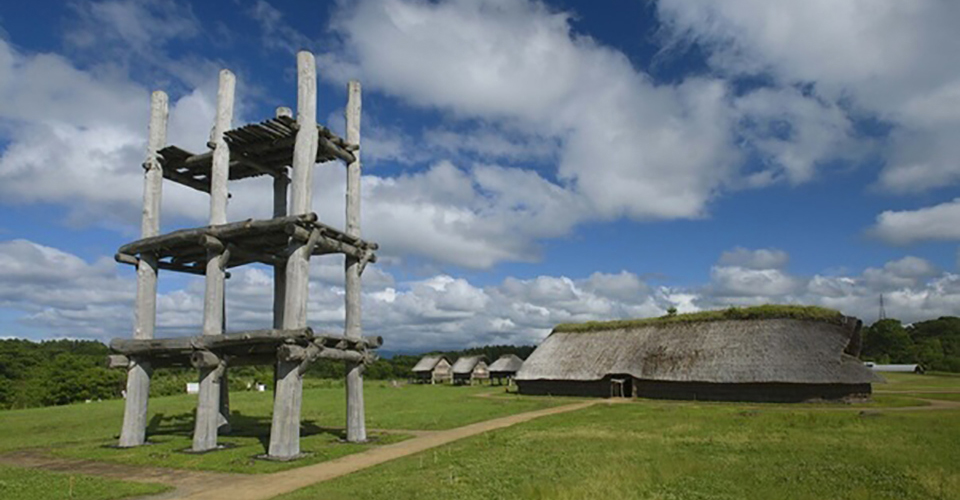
[554,304,845,333]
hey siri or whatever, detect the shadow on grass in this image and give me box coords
[145,411,345,453]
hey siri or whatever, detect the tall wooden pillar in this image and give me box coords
[272,107,291,399]
[269,51,317,459]
[119,90,167,448]
[344,80,366,442]
[193,69,235,452]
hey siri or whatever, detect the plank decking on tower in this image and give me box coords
[157,115,357,194]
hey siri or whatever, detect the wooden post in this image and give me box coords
[272,107,291,399]
[343,80,366,442]
[193,69,235,452]
[269,51,317,459]
[119,90,167,448]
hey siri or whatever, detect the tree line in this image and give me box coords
[0,339,533,410]
[861,316,960,371]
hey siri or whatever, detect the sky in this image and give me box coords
[1,0,960,351]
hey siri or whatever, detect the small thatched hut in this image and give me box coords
[488,354,524,385]
[412,355,453,384]
[516,306,882,402]
[452,355,489,385]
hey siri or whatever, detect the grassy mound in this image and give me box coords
[554,305,845,333]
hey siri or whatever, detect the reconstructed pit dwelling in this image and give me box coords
[516,306,882,402]
[107,51,380,459]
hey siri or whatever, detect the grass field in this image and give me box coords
[0,382,567,475]
[0,465,169,499]
[2,373,958,500]
[277,374,960,500]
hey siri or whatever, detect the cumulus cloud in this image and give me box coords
[320,0,748,221]
[657,0,960,194]
[870,199,960,245]
[3,240,959,347]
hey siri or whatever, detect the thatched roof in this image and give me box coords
[488,354,524,373]
[516,317,881,385]
[452,355,486,374]
[412,355,449,373]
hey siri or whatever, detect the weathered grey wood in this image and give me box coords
[119,90,168,448]
[272,142,289,333]
[107,354,130,369]
[115,252,212,276]
[191,350,220,368]
[163,168,212,193]
[344,80,366,443]
[270,51,317,460]
[193,365,223,451]
[110,328,313,355]
[290,51,317,217]
[119,359,152,447]
[286,225,371,261]
[117,214,317,256]
[195,69,235,453]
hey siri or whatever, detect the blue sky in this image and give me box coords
[1,0,960,350]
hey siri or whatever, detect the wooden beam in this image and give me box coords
[110,328,313,355]
[117,213,317,256]
[162,168,212,193]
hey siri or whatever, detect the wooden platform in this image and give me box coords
[158,115,357,193]
[108,328,382,369]
[115,213,378,276]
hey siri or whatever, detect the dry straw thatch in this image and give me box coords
[516,305,881,386]
[488,354,524,373]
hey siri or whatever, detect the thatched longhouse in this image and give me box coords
[515,306,882,402]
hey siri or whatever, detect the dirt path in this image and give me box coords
[176,399,602,500]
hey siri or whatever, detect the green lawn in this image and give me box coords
[0,465,169,500]
[876,371,960,392]
[0,382,567,474]
[277,374,960,500]
[912,393,960,402]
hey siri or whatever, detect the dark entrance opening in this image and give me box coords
[609,375,632,398]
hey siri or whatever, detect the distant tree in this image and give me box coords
[862,319,914,363]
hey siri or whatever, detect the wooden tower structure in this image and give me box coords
[107,51,380,459]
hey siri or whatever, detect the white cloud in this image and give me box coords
[870,199,960,244]
[3,240,960,348]
[321,0,747,221]
[718,247,789,270]
[657,0,960,194]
